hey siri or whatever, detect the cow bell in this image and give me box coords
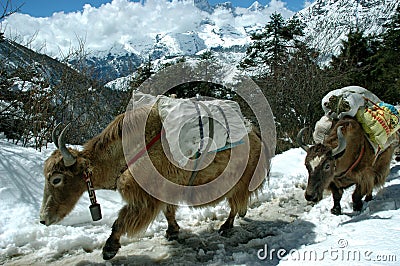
[89,203,102,221]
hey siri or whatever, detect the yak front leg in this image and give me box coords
[163,204,180,240]
[365,193,373,202]
[103,202,160,260]
[352,184,364,212]
[102,206,127,260]
[329,183,343,215]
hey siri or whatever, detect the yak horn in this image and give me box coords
[58,123,77,167]
[296,127,310,152]
[52,123,62,149]
[331,126,346,157]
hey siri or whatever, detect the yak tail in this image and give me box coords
[248,125,274,192]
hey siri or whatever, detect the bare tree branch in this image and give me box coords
[0,0,24,20]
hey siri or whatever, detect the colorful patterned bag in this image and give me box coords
[356,101,400,149]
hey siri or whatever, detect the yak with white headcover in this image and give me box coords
[298,117,397,215]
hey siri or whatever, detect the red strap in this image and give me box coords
[127,130,164,167]
[344,145,365,176]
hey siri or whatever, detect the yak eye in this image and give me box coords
[50,175,64,187]
[324,163,330,171]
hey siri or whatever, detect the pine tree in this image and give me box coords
[329,29,379,89]
[368,7,400,104]
[239,13,305,77]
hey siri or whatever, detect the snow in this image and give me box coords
[297,0,400,64]
[1,139,400,265]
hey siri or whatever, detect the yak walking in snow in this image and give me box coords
[40,103,271,260]
[298,117,398,215]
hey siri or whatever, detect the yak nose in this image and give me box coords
[40,220,46,225]
[305,192,318,202]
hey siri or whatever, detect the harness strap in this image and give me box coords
[342,145,365,177]
[188,101,214,186]
[216,105,230,138]
[192,101,205,151]
[127,130,164,167]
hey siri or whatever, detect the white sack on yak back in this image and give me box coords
[157,95,249,167]
[322,86,381,119]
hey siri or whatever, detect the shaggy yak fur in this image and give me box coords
[40,104,270,260]
[299,117,398,215]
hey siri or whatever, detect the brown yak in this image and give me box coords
[297,117,397,215]
[40,103,270,260]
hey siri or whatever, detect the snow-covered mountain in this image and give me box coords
[297,0,400,63]
[1,0,292,81]
[2,0,399,81]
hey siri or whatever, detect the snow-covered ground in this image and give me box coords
[1,138,399,265]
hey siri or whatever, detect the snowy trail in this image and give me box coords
[0,144,43,207]
[5,187,313,266]
[1,140,400,265]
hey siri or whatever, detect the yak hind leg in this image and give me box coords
[219,192,249,236]
[218,208,237,236]
[329,183,343,215]
[163,204,180,241]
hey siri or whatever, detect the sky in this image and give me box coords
[9,0,309,18]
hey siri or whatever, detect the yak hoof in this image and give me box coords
[165,231,179,241]
[330,206,342,215]
[353,201,363,212]
[218,224,233,237]
[102,238,121,260]
[165,224,180,241]
[238,210,247,218]
[365,195,373,202]
[218,229,229,237]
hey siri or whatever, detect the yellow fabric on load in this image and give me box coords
[356,104,400,149]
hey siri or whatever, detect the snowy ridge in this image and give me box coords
[1,139,400,265]
[297,0,400,62]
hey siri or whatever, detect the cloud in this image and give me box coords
[3,0,294,58]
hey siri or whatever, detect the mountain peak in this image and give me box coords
[248,1,265,12]
[194,0,213,13]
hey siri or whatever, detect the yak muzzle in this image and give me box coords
[304,191,321,203]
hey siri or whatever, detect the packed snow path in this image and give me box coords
[1,139,399,265]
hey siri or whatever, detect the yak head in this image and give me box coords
[297,126,347,203]
[39,124,88,226]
